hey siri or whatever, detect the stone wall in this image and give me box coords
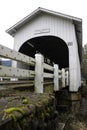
[0,93,58,130]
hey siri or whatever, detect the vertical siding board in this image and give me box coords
[12,12,81,92]
[14,13,75,52]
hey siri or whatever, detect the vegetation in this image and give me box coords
[82,43,87,83]
[22,98,28,104]
[3,107,25,121]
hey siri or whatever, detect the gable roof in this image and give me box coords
[6,7,82,37]
[6,7,82,59]
[6,7,82,60]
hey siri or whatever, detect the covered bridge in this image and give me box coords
[6,7,82,92]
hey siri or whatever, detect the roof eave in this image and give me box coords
[6,7,82,37]
[6,7,41,37]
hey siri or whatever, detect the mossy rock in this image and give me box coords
[22,99,28,104]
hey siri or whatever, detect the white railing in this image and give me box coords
[0,44,69,93]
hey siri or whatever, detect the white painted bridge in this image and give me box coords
[0,7,82,93]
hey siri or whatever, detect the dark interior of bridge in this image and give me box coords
[19,36,69,69]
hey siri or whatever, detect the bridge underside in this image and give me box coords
[19,36,69,69]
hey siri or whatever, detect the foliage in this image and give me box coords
[82,43,87,82]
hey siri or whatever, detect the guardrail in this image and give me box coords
[0,44,69,93]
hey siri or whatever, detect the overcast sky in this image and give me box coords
[0,0,87,49]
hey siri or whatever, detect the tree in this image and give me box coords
[82,43,87,82]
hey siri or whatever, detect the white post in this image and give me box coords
[68,25,81,92]
[66,71,69,86]
[11,60,18,81]
[54,64,59,91]
[35,53,44,93]
[0,77,3,81]
[62,68,65,88]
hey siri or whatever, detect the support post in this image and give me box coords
[62,68,65,88]
[54,64,59,91]
[35,53,44,93]
[68,26,81,91]
[65,70,69,86]
[10,60,18,81]
[68,92,81,112]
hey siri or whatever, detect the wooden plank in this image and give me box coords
[43,73,54,78]
[0,44,35,66]
[0,65,35,78]
[58,70,62,73]
[44,63,54,71]
[59,75,62,79]
[0,80,34,85]
[10,83,34,88]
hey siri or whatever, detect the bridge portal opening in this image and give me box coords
[18,36,69,69]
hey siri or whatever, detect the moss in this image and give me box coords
[3,107,25,121]
[44,84,53,93]
[4,107,24,115]
[38,98,49,105]
[22,99,28,104]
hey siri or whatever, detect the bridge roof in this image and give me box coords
[6,7,82,58]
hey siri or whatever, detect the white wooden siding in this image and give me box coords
[14,13,74,51]
[13,12,81,92]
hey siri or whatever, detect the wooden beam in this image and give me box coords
[44,63,54,71]
[0,44,35,66]
[43,73,54,78]
[0,65,35,78]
